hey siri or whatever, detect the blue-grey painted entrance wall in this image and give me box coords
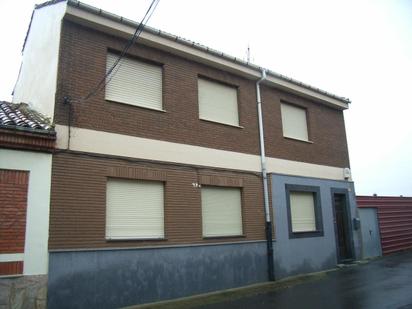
[359,208,382,258]
[47,241,267,309]
[271,174,361,279]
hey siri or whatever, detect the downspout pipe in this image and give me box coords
[256,69,275,281]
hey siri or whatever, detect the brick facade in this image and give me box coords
[0,128,55,152]
[55,20,349,168]
[49,151,267,249]
[48,19,351,250]
[0,261,23,276]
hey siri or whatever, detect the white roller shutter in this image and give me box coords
[290,191,316,232]
[201,186,243,237]
[106,178,164,239]
[105,53,163,110]
[281,103,309,141]
[198,78,239,126]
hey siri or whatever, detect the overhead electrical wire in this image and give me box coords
[67,0,160,104]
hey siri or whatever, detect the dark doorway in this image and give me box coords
[332,190,354,263]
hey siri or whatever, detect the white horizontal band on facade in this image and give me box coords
[0,253,24,262]
[56,125,346,181]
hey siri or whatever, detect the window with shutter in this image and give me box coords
[285,185,323,238]
[106,178,164,239]
[280,103,309,141]
[201,186,243,237]
[105,53,163,110]
[198,78,239,126]
[290,192,316,232]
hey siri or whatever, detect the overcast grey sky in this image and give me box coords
[0,0,411,196]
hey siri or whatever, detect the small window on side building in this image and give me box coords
[285,185,323,238]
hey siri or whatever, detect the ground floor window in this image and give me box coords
[285,184,323,238]
[201,186,243,237]
[106,178,164,240]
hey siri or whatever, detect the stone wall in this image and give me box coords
[0,275,47,309]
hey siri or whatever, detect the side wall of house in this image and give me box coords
[0,149,52,308]
[12,2,66,119]
[271,174,361,278]
[0,149,52,275]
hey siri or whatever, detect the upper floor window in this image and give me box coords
[280,103,309,141]
[105,53,163,111]
[198,78,239,126]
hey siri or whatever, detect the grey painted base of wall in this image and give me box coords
[48,241,267,309]
[272,241,338,279]
[0,275,47,309]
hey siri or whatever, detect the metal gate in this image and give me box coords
[358,208,382,258]
[357,196,412,255]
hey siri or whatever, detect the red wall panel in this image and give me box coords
[357,196,412,255]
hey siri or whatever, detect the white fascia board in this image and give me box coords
[55,125,347,181]
[64,6,349,110]
[265,75,349,109]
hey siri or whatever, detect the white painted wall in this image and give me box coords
[0,149,52,275]
[55,124,347,181]
[12,2,67,120]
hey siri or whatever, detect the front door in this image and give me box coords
[332,190,354,263]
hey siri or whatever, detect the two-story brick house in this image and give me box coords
[12,0,361,308]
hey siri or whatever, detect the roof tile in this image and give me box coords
[0,101,54,133]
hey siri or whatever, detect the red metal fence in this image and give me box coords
[357,196,412,255]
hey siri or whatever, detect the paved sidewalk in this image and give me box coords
[134,250,412,309]
[199,251,412,309]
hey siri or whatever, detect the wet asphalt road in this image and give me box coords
[198,251,412,309]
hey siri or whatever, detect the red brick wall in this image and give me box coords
[0,128,55,152]
[0,169,28,275]
[0,261,23,276]
[0,169,29,253]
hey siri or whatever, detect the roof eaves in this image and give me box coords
[59,0,351,104]
[0,101,55,135]
[0,124,56,136]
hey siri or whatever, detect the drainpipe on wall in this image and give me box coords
[256,69,275,281]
